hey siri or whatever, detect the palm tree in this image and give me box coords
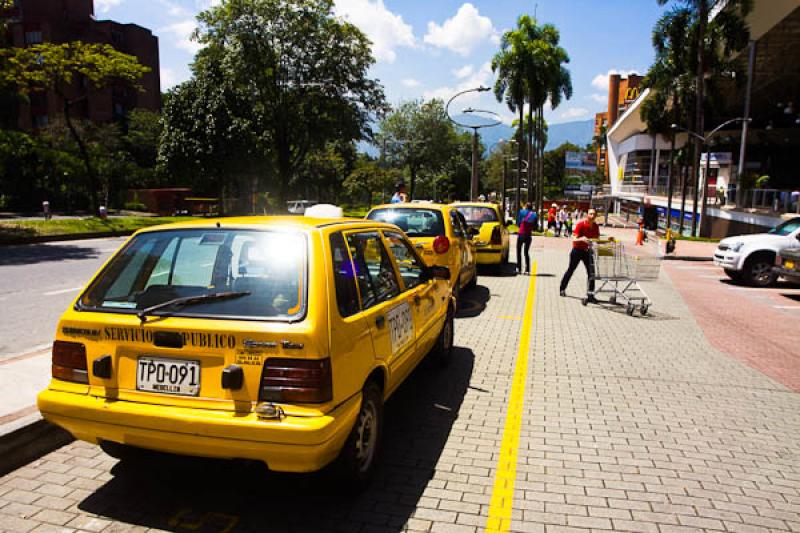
[642,5,695,233]
[656,0,752,236]
[493,24,530,212]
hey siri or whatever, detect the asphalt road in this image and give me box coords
[0,236,128,360]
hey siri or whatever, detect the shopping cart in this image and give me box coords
[582,240,662,316]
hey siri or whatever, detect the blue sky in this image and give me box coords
[95,0,666,125]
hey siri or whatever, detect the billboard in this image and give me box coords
[565,151,598,173]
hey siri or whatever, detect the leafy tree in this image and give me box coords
[158,60,259,210]
[294,141,356,203]
[543,142,581,198]
[194,0,387,203]
[342,158,403,205]
[378,99,456,199]
[0,42,149,211]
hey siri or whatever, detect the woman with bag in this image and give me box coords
[516,202,537,275]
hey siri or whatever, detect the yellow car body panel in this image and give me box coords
[365,203,477,291]
[37,216,451,473]
[452,202,510,265]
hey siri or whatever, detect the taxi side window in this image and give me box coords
[383,231,426,290]
[449,210,466,238]
[346,232,400,310]
[330,232,360,317]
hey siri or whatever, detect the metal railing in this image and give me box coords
[724,186,800,214]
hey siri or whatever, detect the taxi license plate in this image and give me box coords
[137,356,200,396]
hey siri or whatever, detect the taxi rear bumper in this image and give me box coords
[474,244,506,264]
[37,388,361,473]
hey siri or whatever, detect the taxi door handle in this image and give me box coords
[375,315,385,328]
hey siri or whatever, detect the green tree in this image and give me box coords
[0,42,149,211]
[194,0,387,203]
[543,142,581,199]
[378,99,457,199]
[158,60,259,210]
[343,158,403,205]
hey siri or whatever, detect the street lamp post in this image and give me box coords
[672,117,751,237]
[445,87,497,201]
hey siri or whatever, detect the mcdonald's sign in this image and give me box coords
[624,86,641,102]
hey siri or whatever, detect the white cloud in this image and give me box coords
[402,78,421,88]
[95,0,123,13]
[453,64,474,79]
[423,3,498,56]
[589,93,607,104]
[591,69,640,91]
[423,61,493,102]
[334,0,416,63]
[160,19,201,54]
[560,107,590,120]
[160,67,179,91]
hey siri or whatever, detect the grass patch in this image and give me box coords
[0,216,196,244]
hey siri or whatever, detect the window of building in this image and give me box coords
[24,31,43,45]
[623,150,652,183]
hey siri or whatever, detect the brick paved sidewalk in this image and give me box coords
[0,239,798,532]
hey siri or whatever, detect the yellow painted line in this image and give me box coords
[485,262,537,533]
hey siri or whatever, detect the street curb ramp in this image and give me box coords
[0,418,74,476]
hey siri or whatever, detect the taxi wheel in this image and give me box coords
[432,306,455,365]
[338,382,383,489]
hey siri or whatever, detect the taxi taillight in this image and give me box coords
[52,340,88,384]
[259,358,332,404]
[490,226,502,244]
[433,235,450,254]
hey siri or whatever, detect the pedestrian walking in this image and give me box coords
[565,211,573,236]
[390,182,409,203]
[547,203,558,235]
[558,206,568,236]
[560,208,601,302]
[516,202,536,275]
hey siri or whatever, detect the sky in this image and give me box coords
[95,0,666,126]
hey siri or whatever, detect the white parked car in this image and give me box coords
[713,217,800,286]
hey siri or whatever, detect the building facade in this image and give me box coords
[6,0,160,130]
[593,74,643,178]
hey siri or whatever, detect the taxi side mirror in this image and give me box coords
[429,265,451,281]
[467,226,479,237]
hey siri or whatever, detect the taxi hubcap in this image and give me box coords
[355,401,377,472]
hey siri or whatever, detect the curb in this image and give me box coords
[0,413,73,476]
[0,230,134,246]
[662,255,714,262]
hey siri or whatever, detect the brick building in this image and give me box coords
[593,74,643,178]
[6,0,160,130]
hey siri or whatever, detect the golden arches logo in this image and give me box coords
[625,87,641,101]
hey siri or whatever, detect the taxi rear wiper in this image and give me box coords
[137,291,251,324]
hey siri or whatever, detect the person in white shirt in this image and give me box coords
[558,207,569,237]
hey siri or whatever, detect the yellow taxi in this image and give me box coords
[365,203,477,303]
[37,216,454,485]
[452,202,510,265]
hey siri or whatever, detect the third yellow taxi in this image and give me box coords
[366,202,477,303]
[38,214,454,486]
[451,202,510,266]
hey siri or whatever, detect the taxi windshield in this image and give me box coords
[80,229,307,321]
[367,208,445,237]
[455,206,499,226]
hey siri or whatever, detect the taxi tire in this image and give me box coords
[432,306,455,366]
[337,382,383,490]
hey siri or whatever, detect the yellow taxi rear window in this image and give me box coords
[80,229,307,321]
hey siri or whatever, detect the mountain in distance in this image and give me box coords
[478,118,595,153]
[357,118,595,157]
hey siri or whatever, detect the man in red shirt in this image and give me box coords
[560,208,601,302]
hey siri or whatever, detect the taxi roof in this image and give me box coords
[450,201,500,208]
[369,202,450,210]
[133,216,385,234]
